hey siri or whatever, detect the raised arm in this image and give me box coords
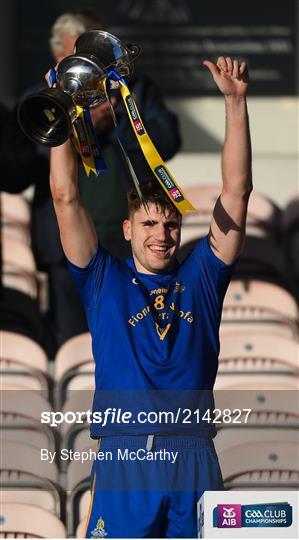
[203,56,252,264]
[50,139,98,267]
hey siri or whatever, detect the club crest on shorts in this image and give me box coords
[91,517,107,538]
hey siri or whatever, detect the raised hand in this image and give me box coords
[203,56,248,97]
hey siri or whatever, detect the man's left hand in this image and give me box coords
[203,56,248,98]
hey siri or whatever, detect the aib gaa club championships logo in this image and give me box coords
[213,502,293,528]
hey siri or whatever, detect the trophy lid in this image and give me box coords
[74,30,141,73]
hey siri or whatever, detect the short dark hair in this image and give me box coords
[127,179,180,219]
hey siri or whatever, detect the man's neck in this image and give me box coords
[132,255,176,275]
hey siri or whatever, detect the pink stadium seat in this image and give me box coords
[220,322,295,339]
[0,503,66,537]
[222,280,298,336]
[67,452,91,493]
[2,424,54,451]
[54,333,94,406]
[1,391,55,451]
[0,330,48,375]
[1,192,31,246]
[2,221,31,246]
[61,392,94,442]
[215,373,298,390]
[2,236,38,298]
[1,331,48,373]
[218,441,299,489]
[219,332,299,374]
[215,427,298,455]
[1,391,52,421]
[66,464,93,536]
[1,441,58,483]
[55,333,93,382]
[67,455,92,537]
[214,388,298,427]
[1,442,61,518]
[72,428,96,453]
[1,192,31,226]
[76,517,88,538]
[1,331,49,395]
[1,367,47,392]
[2,490,58,515]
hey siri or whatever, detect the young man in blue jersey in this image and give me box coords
[49,56,252,538]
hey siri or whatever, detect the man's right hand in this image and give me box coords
[45,66,58,88]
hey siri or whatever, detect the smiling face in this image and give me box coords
[123,203,181,274]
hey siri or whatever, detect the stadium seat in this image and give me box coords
[219,441,299,489]
[1,441,58,482]
[1,442,61,517]
[2,220,31,246]
[76,516,89,538]
[62,427,96,476]
[1,331,49,395]
[1,192,31,246]
[2,426,55,452]
[69,487,91,537]
[1,192,31,226]
[0,502,66,537]
[72,428,96,453]
[65,366,94,392]
[219,332,299,374]
[60,392,94,462]
[214,388,299,427]
[2,236,38,298]
[67,456,91,537]
[220,321,295,339]
[1,331,48,372]
[2,490,58,515]
[222,280,298,337]
[66,447,93,491]
[1,391,56,451]
[54,333,94,407]
[215,373,298,390]
[0,365,47,392]
[59,390,96,472]
[215,427,298,455]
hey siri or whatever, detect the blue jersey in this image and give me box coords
[68,236,236,438]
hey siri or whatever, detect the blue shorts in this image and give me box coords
[84,435,223,538]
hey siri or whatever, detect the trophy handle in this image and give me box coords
[126,44,141,61]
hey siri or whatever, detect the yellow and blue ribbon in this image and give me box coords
[105,69,195,216]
